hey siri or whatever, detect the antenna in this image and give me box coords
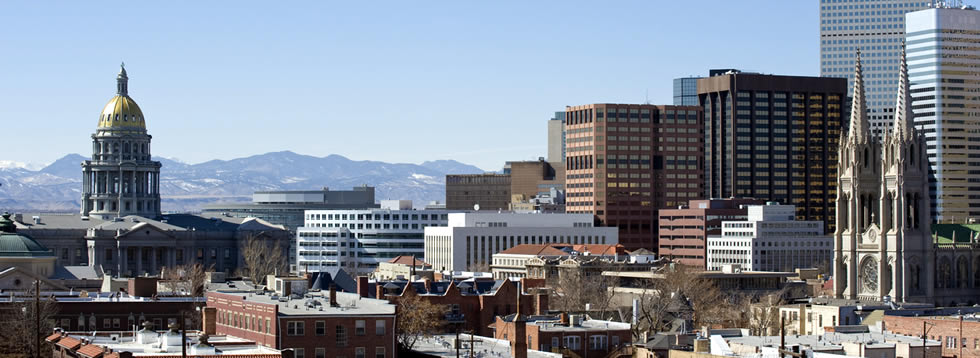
[645,89,651,105]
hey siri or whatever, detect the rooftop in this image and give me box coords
[726,331,939,351]
[410,333,561,358]
[208,289,395,316]
[49,330,282,357]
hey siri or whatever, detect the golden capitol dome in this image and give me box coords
[98,63,146,130]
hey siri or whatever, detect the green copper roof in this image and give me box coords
[0,212,54,257]
[932,224,980,245]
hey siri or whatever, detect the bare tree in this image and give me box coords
[747,291,785,336]
[549,262,620,315]
[161,263,212,296]
[240,235,286,286]
[395,293,446,350]
[0,283,59,358]
[632,265,732,337]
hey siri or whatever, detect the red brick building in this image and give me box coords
[563,103,705,251]
[490,314,631,357]
[208,286,397,358]
[658,198,763,268]
[884,314,980,358]
[363,277,547,337]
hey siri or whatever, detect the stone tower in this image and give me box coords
[80,64,162,220]
[834,47,933,302]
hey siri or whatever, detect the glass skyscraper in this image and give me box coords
[907,5,980,223]
[820,0,934,136]
[673,77,701,106]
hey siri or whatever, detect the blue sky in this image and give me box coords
[0,1,818,171]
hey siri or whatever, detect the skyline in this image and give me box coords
[1,1,817,171]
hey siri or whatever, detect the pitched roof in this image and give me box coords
[932,224,980,244]
[388,255,430,267]
[45,332,63,342]
[77,344,105,358]
[56,336,81,350]
[629,248,656,256]
[570,244,625,256]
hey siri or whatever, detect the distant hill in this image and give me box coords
[0,151,486,212]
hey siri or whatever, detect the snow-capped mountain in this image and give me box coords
[0,151,486,212]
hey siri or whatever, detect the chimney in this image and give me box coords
[202,307,217,335]
[694,338,710,353]
[376,283,386,300]
[357,276,370,298]
[560,312,569,326]
[411,255,417,278]
[422,278,432,294]
[512,281,527,358]
[535,293,549,315]
[329,284,338,307]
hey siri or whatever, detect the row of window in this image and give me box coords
[294,347,385,358]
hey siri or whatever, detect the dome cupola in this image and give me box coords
[98,63,146,130]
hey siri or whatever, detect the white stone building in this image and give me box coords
[706,204,832,272]
[424,212,618,272]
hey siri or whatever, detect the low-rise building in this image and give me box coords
[207,283,397,358]
[706,203,831,272]
[46,327,290,358]
[490,244,627,279]
[424,212,618,272]
[410,333,561,358]
[658,199,764,268]
[490,313,632,357]
[298,200,454,275]
[374,255,433,280]
[884,313,980,358]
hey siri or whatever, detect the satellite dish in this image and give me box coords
[474,204,480,211]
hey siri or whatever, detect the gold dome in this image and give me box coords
[99,95,145,129]
[98,63,146,130]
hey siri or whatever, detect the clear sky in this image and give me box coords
[0,1,818,171]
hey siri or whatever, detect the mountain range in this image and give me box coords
[0,151,487,212]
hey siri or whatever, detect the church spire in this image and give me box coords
[893,43,913,141]
[848,49,870,143]
[117,62,128,96]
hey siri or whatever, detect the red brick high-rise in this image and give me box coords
[564,104,703,251]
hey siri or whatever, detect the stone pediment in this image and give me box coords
[863,224,880,244]
[115,222,177,241]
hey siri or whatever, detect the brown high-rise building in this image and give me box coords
[564,104,704,251]
[446,159,563,211]
[698,73,846,231]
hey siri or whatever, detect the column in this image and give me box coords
[136,247,143,276]
[118,246,127,277]
[149,247,157,275]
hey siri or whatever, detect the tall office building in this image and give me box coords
[907,5,980,223]
[698,73,847,231]
[819,0,934,136]
[445,159,563,211]
[548,111,566,163]
[564,103,704,250]
[673,77,701,106]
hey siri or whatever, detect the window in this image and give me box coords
[552,337,559,349]
[103,318,111,329]
[611,336,619,347]
[375,347,385,358]
[564,336,581,350]
[336,325,348,347]
[295,348,305,358]
[316,321,326,336]
[376,320,386,335]
[106,249,113,261]
[287,321,305,336]
[356,320,365,335]
[590,335,607,350]
[315,348,326,358]
[355,347,365,358]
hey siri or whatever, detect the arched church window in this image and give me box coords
[864,148,869,167]
[909,144,915,165]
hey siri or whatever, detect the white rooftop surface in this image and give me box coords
[2,291,204,303]
[533,319,631,332]
[412,333,561,358]
[211,289,396,316]
[726,331,940,351]
[69,331,281,356]
[446,212,595,228]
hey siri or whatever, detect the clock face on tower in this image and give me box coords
[861,257,879,293]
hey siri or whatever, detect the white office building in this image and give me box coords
[820,0,934,135]
[298,200,454,275]
[907,5,980,223]
[706,204,832,272]
[424,212,618,271]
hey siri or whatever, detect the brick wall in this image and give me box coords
[884,315,980,358]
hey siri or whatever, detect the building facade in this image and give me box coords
[490,315,631,357]
[820,0,934,136]
[202,186,378,231]
[706,204,831,272]
[208,288,396,358]
[834,47,980,305]
[699,73,846,230]
[906,6,980,223]
[489,243,627,279]
[424,212,618,272]
[446,160,564,212]
[548,111,566,163]
[80,64,162,220]
[563,103,704,250]
[298,201,452,275]
[658,198,763,268]
[884,314,980,358]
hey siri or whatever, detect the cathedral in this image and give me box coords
[834,48,980,306]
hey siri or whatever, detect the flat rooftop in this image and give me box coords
[410,333,561,358]
[56,330,282,356]
[727,331,940,351]
[208,289,395,316]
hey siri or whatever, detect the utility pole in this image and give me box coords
[922,321,926,358]
[34,279,40,358]
[960,315,964,358]
[780,316,785,358]
[456,328,460,358]
[181,310,187,358]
